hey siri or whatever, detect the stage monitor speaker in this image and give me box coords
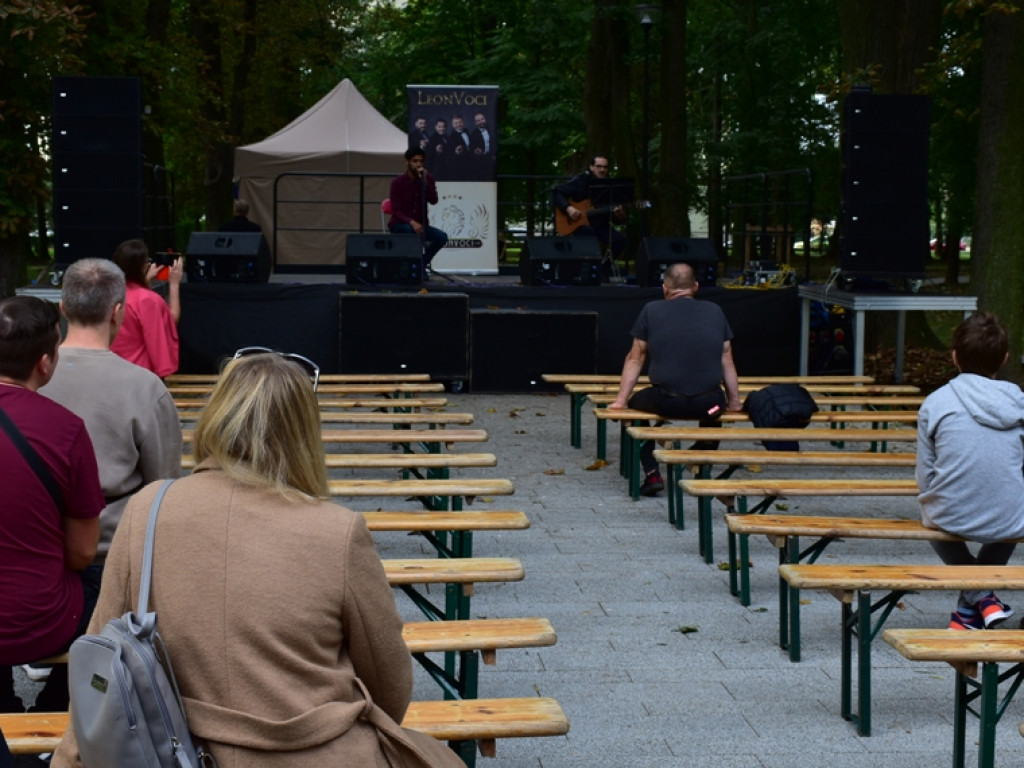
[338,293,469,380]
[519,237,602,287]
[53,76,141,117]
[345,234,423,285]
[636,238,718,288]
[470,310,598,391]
[54,227,141,263]
[185,232,272,283]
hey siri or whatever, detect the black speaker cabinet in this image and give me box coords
[470,310,598,391]
[185,232,272,283]
[338,293,469,380]
[345,234,423,285]
[636,238,718,287]
[519,237,602,287]
[840,92,930,277]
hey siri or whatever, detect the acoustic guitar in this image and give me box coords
[555,198,652,236]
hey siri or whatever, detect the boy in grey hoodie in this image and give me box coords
[917,311,1024,629]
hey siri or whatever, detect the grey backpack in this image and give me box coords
[68,479,214,768]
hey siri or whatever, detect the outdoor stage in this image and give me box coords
[179,274,801,391]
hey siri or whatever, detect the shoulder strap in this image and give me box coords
[137,478,176,617]
[0,402,65,512]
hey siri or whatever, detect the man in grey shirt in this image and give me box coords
[41,258,182,565]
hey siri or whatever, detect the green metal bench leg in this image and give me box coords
[977,662,999,768]
[856,590,872,736]
[630,437,642,500]
[667,462,679,527]
[570,393,583,448]
[785,536,801,662]
[596,416,607,461]
[953,668,968,768]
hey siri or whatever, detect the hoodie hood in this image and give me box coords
[948,373,1024,431]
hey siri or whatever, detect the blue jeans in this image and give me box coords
[390,223,448,267]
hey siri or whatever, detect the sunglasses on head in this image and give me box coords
[232,346,320,391]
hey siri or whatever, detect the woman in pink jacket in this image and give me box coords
[109,239,181,378]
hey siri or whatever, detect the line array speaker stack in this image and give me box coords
[345,234,423,285]
[636,237,718,287]
[840,92,930,278]
[185,232,272,283]
[52,77,143,263]
[519,237,602,287]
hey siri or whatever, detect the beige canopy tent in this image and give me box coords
[234,78,406,271]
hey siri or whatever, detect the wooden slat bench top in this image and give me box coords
[595,408,919,424]
[566,383,919,395]
[362,510,530,532]
[779,563,1024,593]
[883,628,1024,666]
[588,393,925,408]
[656,449,916,467]
[725,513,970,542]
[176,397,450,410]
[403,617,556,655]
[169,383,445,395]
[1,698,570,755]
[183,452,498,471]
[628,425,919,443]
[179,411,475,426]
[544,373,874,384]
[328,478,514,497]
[167,373,432,384]
[182,428,490,444]
[382,557,524,585]
[680,478,917,496]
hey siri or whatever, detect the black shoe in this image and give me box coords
[639,472,665,497]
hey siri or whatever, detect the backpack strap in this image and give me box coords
[137,478,176,617]
[0,402,65,512]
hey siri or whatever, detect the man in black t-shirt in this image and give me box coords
[609,263,742,496]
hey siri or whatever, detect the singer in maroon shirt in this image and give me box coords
[387,147,448,270]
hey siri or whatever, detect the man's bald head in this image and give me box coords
[663,262,697,293]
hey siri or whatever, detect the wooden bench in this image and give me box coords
[169,382,446,397]
[167,373,433,385]
[542,373,877,385]
[182,452,498,478]
[655,448,916,530]
[182,428,490,454]
[884,628,1024,768]
[594,406,918,466]
[1,698,569,763]
[383,556,524,622]
[176,397,451,411]
[179,411,476,427]
[328,477,514,516]
[364,510,529,559]
[724,513,1024,661]
[626,425,918,504]
[679,476,918,567]
[777,563,1024,736]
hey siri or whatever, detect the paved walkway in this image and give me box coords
[377,393,1022,768]
[16,392,1024,767]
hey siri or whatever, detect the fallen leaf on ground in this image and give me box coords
[535,412,546,417]
[775,503,789,511]
[673,626,699,634]
[585,459,609,471]
[508,410,519,418]
[543,468,565,475]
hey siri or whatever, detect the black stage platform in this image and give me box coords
[179,277,800,391]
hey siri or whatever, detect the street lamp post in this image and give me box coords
[636,5,656,239]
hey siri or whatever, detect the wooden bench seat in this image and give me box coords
[1,698,569,761]
[383,557,524,622]
[170,382,446,397]
[723,513,1024,661]
[182,428,490,451]
[778,563,1024,736]
[543,373,876,385]
[328,478,514,516]
[179,411,475,426]
[680,477,917,566]
[884,628,1024,768]
[176,397,450,411]
[364,509,529,559]
[182,452,498,474]
[167,373,433,385]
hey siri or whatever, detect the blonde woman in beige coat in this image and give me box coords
[53,353,465,768]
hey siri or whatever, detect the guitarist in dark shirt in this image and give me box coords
[552,155,627,262]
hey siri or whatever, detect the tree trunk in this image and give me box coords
[654,0,688,237]
[838,0,941,93]
[972,1,1024,381]
[584,1,634,173]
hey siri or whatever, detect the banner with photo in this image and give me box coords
[407,85,498,274]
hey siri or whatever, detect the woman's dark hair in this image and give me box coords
[953,311,1008,376]
[0,296,61,381]
[111,239,150,286]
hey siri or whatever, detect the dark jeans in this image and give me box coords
[390,223,448,266]
[628,385,725,476]
[930,540,1017,608]
[1,565,102,714]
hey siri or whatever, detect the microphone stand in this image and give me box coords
[419,170,429,279]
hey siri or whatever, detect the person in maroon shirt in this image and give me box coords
[387,147,448,272]
[0,296,104,719]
